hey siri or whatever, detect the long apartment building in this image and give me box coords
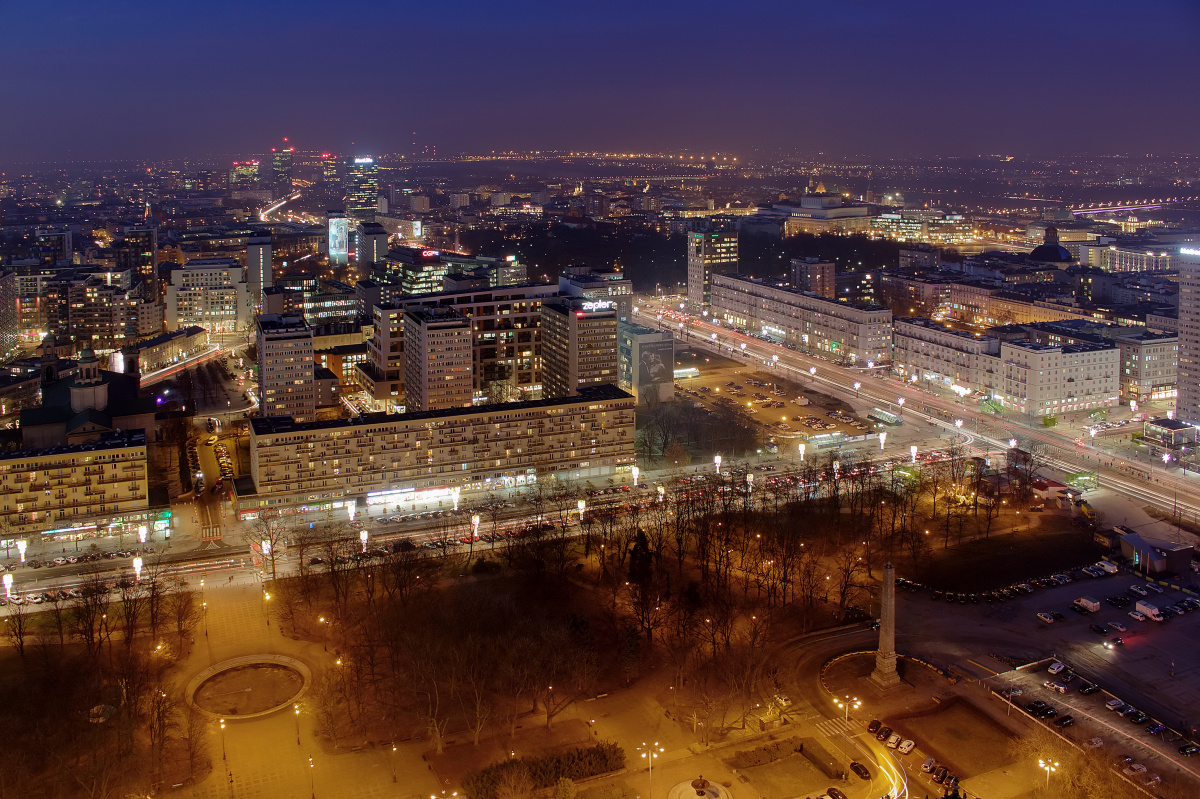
[0,430,149,538]
[241,384,636,518]
[892,318,1119,416]
[356,283,560,410]
[711,273,892,364]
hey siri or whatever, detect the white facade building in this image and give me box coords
[165,258,250,333]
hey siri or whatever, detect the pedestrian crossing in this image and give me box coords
[813,716,857,737]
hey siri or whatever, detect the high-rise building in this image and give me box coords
[356,222,389,267]
[687,230,738,308]
[321,153,339,185]
[326,210,349,267]
[246,236,273,312]
[114,226,158,293]
[345,157,380,223]
[271,147,294,198]
[230,160,261,187]
[164,258,250,333]
[792,258,836,299]
[540,297,619,399]
[1177,247,1200,423]
[402,307,473,411]
[257,314,316,422]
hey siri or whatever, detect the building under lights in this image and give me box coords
[345,157,379,223]
[1174,247,1200,423]
[686,229,738,308]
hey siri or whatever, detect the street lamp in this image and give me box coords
[897,397,905,417]
[138,525,148,545]
[309,756,315,799]
[294,703,301,745]
[714,455,722,475]
[576,500,585,523]
[879,431,887,451]
[657,485,665,502]
[833,696,861,779]
[359,529,368,553]
[2,573,11,599]
[132,556,143,582]
[471,514,481,538]
[798,443,806,461]
[16,540,26,563]
[638,742,664,799]
[1038,758,1058,789]
[809,366,816,382]
[319,616,328,651]
[853,381,861,397]
[1009,438,1017,449]
[632,465,640,485]
[219,718,227,761]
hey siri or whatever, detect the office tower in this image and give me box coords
[540,297,619,399]
[114,226,158,293]
[356,222,389,267]
[792,257,836,299]
[271,147,294,198]
[402,307,473,411]
[326,210,349,267]
[1177,247,1200,423]
[321,153,339,185]
[246,236,273,312]
[257,314,316,422]
[230,160,261,187]
[686,230,738,308]
[449,193,471,209]
[0,271,17,361]
[345,157,380,223]
[559,266,633,322]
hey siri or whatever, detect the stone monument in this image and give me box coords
[870,561,902,689]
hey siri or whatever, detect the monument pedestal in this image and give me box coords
[870,651,902,690]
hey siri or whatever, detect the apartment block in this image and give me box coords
[687,230,738,308]
[165,258,250,332]
[402,307,473,411]
[241,384,636,518]
[892,317,1000,394]
[0,430,149,537]
[256,314,316,422]
[711,273,892,364]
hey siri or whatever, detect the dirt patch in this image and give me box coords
[888,699,1015,777]
[426,718,592,789]
[193,664,303,716]
[740,752,829,799]
[915,515,1102,591]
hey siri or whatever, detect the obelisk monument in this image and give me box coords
[870,561,902,689]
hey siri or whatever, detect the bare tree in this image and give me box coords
[247,509,291,580]
[5,596,31,661]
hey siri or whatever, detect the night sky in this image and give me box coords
[2,0,1197,163]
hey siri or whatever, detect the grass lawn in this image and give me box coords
[740,753,829,799]
[890,700,1015,777]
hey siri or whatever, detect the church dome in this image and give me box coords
[79,347,98,363]
[1028,225,1074,263]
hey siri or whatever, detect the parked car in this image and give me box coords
[849,762,870,780]
[897,739,916,755]
[866,720,881,734]
[1047,662,1066,675]
[920,757,936,773]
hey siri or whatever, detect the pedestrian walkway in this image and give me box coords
[811,716,856,738]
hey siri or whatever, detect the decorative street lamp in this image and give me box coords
[3,573,11,599]
[576,500,585,523]
[132,556,143,582]
[746,473,754,494]
[714,455,722,474]
[809,366,817,382]
[347,502,356,522]
[471,514,481,538]
[897,397,905,416]
[632,466,640,485]
[638,742,664,799]
[138,525,148,545]
[853,381,861,397]
[910,445,918,465]
[798,443,806,461]
[451,486,461,511]
[657,485,665,502]
[1038,759,1058,790]
[1009,438,1018,449]
[16,540,27,563]
[879,431,887,450]
[359,529,368,552]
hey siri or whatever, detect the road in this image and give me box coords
[634,299,1200,520]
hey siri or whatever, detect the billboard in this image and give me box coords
[637,338,674,404]
[328,216,349,265]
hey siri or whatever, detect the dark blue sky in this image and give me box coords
[2,0,1197,163]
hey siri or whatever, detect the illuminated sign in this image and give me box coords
[328,217,349,260]
[1181,248,1200,256]
[420,249,440,258]
[580,301,612,312]
[354,157,374,164]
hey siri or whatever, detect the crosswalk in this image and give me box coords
[812,716,857,737]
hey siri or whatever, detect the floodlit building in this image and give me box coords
[256,314,316,422]
[402,307,473,412]
[345,157,379,223]
[241,384,636,519]
[164,258,250,333]
[711,274,892,364]
[687,230,738,308]
[1176,247,1200,423]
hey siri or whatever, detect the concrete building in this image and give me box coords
[759,195,872,235]
[357,284,558,409]
[402,307,473,412]
[558,266,634,321]
[241,384,635,519]
[993,340,1118,418]
[618,323,675,407]
[256,314,315,422]
[687,230,738,308]
[892,318,1000,395]
[0,430,149,538]
[165,258,250,333]
[1078,241,1174,273]
[879,272,950,318]
[129,326,209,374]
[791,258,836,299]
[711,274,892,365]
[356,222,390,267]
[540,297,619,399]
[246,236,272,312]
[1177,247,1200,423]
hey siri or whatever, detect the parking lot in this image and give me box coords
[896,562,1200,793]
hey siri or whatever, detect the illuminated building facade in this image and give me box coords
[1179,248,1200,423]
[345,157,379,223]
[326,210,349,267]
[539,298,619,399]
[686,229,738,308]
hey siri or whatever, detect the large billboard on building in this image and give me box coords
[637,338,674,403]
[328,216,349,265]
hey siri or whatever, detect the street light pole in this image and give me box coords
[639,741,663,799]
[309,756,315,799]
[295,703,301,745]
[1039,758,1057,790]
[833,696,860,780]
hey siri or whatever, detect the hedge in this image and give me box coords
[462,742,625,799]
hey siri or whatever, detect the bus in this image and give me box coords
[869,407,902,426]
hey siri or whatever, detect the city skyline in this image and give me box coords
[2,0,1198,164]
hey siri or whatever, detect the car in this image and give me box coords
[1000,687,1023,699]
[1146,723,1167,735]
[886,733,901,749]
[1090,623,1110,636]
[1179,744,1199,755]
[1050,610,1066,621]
[1084,738,1104,750]
[1054,715,1075,728]
[849,761,871,780]
[1103,637,1124,649]
[897,739,915,755]
[1128,711,1149,724]
[826,789,848,799]
[1129,585,1149,597]
[1121,706,1141,718]
[206,436,218,445]
[920,757,936,773]
[1044,681,1068,694]
[1110,620,1127,632]
[1122,763,1147,777]
[1144,583,1164,594]
[1079,682,1100,695]
[1047,661,1066,675]
[933,767,949,784]
[1129,610,1147,621]
[1070,604,1090,614]
[1039,707,1059,719]
[1106,699,1127,712]
[1037,611,1054,623]
[875,726,892,741]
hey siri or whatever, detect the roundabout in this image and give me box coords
[185,654,312,720]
